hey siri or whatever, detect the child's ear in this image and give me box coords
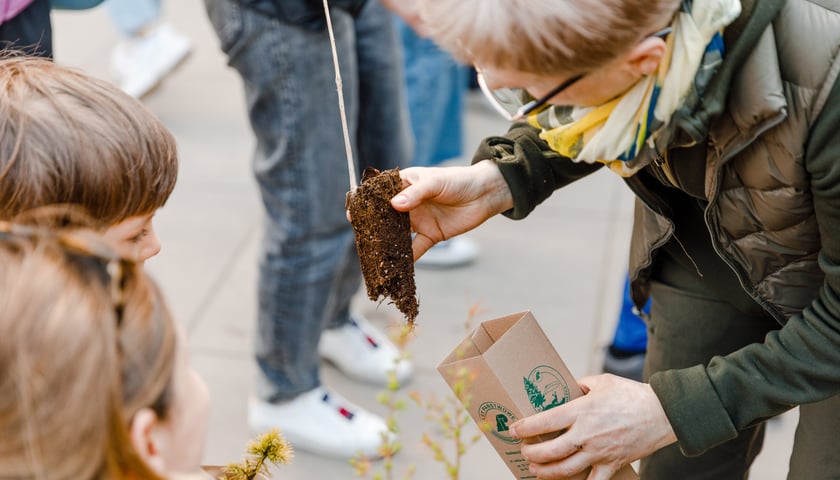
[624,35,668,77]
[129,407,169,476]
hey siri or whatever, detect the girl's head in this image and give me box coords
[0,223,210,479]
[0,56,179,262]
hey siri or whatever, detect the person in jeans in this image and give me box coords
[203,0,414,460]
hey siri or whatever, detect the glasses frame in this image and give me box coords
[476,69,583,122]
[476,26,673,122]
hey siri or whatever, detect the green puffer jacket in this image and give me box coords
[472,0,840,457]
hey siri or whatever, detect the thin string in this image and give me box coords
[322,0,358,190]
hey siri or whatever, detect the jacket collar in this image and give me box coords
[664,0,787,154]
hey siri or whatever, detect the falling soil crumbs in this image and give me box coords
[347,167,418,325]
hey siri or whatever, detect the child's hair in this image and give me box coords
[420,0,680,75]
[0,55,178,226]
[0,222,176,479]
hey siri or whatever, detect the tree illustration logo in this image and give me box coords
[524,365,570,413]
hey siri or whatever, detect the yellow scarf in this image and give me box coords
[529,0,742,177]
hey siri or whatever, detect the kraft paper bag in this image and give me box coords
[437,310,638,480]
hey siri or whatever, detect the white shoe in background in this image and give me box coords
[415,236,479,269]
[319,315,413,386]
[110,23,192,98]
[248,387,392,459]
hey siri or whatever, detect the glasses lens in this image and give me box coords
[476,70,534,120]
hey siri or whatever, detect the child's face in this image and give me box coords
[102,213,161,264]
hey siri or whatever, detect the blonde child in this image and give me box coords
[0,55,178,263]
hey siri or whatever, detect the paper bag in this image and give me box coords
[437,310,638,480]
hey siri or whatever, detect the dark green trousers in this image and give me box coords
[639,280,840,479]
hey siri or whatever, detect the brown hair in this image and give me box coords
[0,223,177,479]
[419,0,679,75]
[0,56,178,226]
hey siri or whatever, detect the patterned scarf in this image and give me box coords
[529,0,742,177]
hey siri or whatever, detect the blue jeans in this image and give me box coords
[204,0,411,402]
[394,16,465,166]
[105,0,160,37]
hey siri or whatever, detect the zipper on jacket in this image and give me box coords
[653,149,680,188]
[704,111,789,324]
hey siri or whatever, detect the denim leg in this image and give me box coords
[353,0,413,175]
[204,0,410,401]
[319,0,412,333]
[105,0,161,37]
[394,16,465,166]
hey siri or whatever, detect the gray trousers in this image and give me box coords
[204,0,411,401]
[641,279,840,479]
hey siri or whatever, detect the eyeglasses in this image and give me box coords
[476,27,673,122]
[476,69,584,122]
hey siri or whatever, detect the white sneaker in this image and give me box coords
[319,316,413,386]
[248,387,392,459]
[415,236,479,269]
[110,23,192,98]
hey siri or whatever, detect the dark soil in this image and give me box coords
[346,167,418,325]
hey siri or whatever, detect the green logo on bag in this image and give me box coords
[524,365,570,413]
[478,401,521,444]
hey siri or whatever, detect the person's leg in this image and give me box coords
[203,0,392,459]
[640,279,778,479]
[787,395,840,479]
[315,0,414,384]
[0,0,52,58]
[354,0,412,174]
[231,6,360,403]
[393,16,464,168]
[394,17,478,268]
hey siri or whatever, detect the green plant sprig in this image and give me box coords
[223,428,293,480]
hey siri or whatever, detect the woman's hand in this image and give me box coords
[390,160,513,261]
[509,374,678,480]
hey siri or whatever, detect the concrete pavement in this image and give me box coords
[51,2,796,478]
